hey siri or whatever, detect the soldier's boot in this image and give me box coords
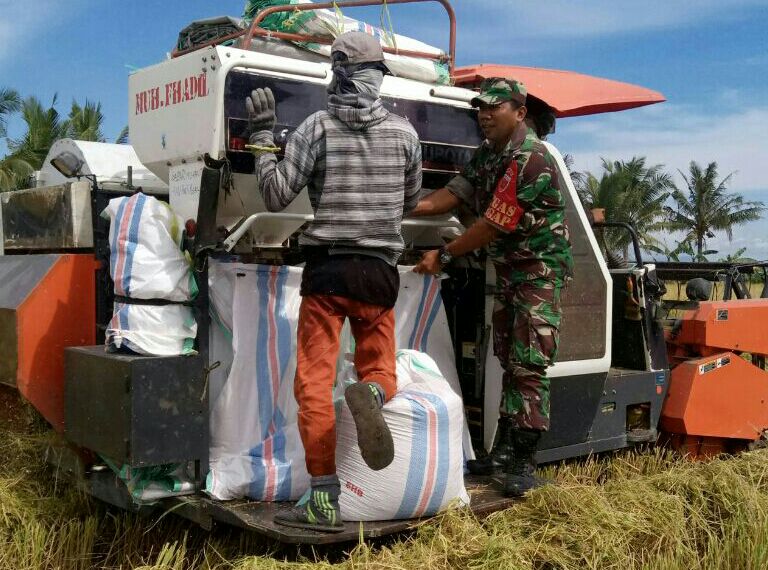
[467,415,515,476]
[504,428,549,497]
[274,475,344,533]
[345,381,394,471]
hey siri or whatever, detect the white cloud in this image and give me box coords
[559,103,768,194]
[367,0,765,58]
[0,0,86,64]
[476,0,765,39]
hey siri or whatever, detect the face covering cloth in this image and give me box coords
[327,63,384,98]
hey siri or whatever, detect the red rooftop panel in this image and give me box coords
[455,64,665,117]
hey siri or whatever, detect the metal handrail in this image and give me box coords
[223,213,312,251]
[223,211,463,252]
[173,0,456,75]
[592,221,644,267]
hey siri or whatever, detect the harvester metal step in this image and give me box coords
[78,470,514,545]
[172,475,514,544]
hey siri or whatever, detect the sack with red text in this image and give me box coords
[336,270,475,461]
[335,349,470,521]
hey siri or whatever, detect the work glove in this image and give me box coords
[244,87,276,140]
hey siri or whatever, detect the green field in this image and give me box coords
[4,386,768,569]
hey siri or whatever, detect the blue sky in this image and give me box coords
[2,0,767,259]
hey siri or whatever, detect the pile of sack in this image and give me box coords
[100,192,199,503]
[99,199,472,517]
[177,0,450,85]
[207,261,471,520]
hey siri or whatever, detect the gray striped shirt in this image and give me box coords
[251,93,422,265]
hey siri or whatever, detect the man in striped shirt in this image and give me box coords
[246,31,422,532]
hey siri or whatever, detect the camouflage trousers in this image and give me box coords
[492,277,564,431]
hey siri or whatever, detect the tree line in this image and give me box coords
[1,86,763,263]
[0,88,127,191]
[570,156,764,263]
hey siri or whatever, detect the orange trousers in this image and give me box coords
[295,294,397,477]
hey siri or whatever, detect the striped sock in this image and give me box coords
[310,475,341,524]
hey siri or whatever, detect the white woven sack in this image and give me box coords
[207,260,236,423]
[206,264,310,501]
[264,0,450,84]
[335,349,470,521]
[103,193,196,355]
[103,193,193,301]
[206,263,472,504]
[107,303,196,356]
[359,269,475,461]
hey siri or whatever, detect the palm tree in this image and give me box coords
[562,153,586,189]
[66,99,105,142]
[0,88,34,191]
[7,95,67,171]
[577,156,674,260]
[0,88,21,137]
[1,93,114,191]
[0,154,33,191]
[116,125,129,144]
[666,161,765,261]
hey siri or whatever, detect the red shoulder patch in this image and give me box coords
[483,159,523,232]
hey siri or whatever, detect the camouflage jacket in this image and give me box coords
[446,124,573,285]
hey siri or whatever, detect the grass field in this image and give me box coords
[4,386,768,569]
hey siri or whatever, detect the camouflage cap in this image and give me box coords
[470,77,527,108]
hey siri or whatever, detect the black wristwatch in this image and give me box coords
[438,246,453,268]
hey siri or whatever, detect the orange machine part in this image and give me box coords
[16,254,96,431]
[661,351,768,441]
[661,433,736,460]
[675,299,768,355]
[454,64,665,117]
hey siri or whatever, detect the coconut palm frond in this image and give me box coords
[7,95,67,170]
[67,99,105,142]
[0,153,34,191]
[669,161,764,259]
[115,125,129,145]
[0,87,22,138]
[579,157,672,258]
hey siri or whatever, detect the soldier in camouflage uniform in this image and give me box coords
[411,78,573,497]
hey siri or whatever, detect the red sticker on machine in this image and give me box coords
[484,159,523,232]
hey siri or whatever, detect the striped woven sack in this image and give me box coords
[206,263,472,505]
[334,349,470,521]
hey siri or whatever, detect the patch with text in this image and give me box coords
[484,159,523,232]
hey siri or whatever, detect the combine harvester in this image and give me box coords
[2,0,765,545]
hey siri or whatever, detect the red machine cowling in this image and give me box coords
[662,300,768,458]
[0,254,97,431]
